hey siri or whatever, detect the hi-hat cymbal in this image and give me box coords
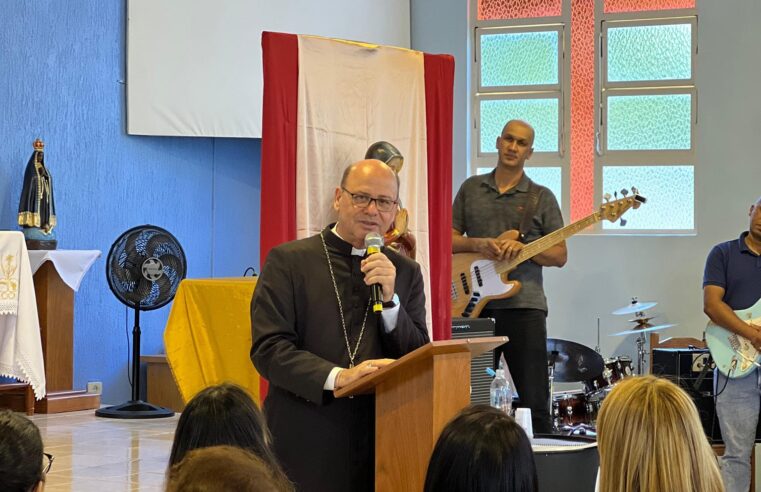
[612,301,658,316]
[547,338,604,383]
[628,316,655,324]
[610,323,676,337]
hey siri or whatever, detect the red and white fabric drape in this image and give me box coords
[259,31,453,395]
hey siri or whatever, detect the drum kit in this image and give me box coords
[549,298,676,434]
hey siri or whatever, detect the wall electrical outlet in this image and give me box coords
[87,381,103,395]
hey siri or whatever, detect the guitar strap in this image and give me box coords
[518,180,542,243]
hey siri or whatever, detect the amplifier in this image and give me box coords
[652,348,761,443]
[451,317,497,406]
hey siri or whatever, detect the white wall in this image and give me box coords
[411,0,761,361]
[410,0,469,189]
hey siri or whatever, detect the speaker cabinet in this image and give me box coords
[451,317,497,405]
[652,348,761,443]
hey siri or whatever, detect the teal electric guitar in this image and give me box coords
[705,299,761,378]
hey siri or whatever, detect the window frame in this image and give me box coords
[595,5,698,235]
[471,5,571,218]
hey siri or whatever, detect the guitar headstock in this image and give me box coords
[598,188,647,225]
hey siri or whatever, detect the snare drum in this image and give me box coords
[552,390,593,426]
[583,356,634,393]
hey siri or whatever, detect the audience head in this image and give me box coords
[597,375,724,492]
[166,445,293,492]
[168,382,282,480]
[424,405,538,492]
[0,409,48,492]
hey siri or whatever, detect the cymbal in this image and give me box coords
[628,316,655,324]
[612,301,657,315]
[610,323,676,337]
[547,338,604,383]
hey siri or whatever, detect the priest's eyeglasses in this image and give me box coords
[43,453,54,475]
[341,188,398,212]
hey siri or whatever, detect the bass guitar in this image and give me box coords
[451,191,646,319]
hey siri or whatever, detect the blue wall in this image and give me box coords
[0,1,261,404]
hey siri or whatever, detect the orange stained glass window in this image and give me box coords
[604,0,695,13]
[569,0,595,222]
[478,0,562,21]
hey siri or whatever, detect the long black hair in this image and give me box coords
[168,382,286,482]
[0,409,44,492]
[424,405,538,492]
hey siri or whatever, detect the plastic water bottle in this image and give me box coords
[490,369,512,416]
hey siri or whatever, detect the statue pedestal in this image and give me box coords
[26,239,57,250]
[34,261,100,412]
[29,250,101,413]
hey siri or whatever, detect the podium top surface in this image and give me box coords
[334,337,507,398]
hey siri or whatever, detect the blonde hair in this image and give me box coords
[597,375,724,492]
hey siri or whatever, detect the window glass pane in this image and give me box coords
[476,166,562,205]
[607,94,691,150]
[480,98,559,153]
[608,24,691,82]
[481,31,559,87]
[601,165,694,230]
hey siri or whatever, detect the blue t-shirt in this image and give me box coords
[703,231,761,310]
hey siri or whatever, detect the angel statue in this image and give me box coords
[365,141,416,259]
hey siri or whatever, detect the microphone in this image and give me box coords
[364,232,384,314]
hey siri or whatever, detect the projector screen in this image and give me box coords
[126,0,411,138]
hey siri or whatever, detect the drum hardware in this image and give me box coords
[611,298,677,375]
[611,297,658,316]
[595,317,601,354]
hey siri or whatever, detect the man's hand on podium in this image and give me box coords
[334,359,395,390]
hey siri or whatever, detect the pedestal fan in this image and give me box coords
[96,225,186,419]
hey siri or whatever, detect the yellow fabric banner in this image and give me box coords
[164,277,260,404]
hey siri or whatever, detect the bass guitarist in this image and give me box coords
[704,196,761,492]
[452,119,567,433]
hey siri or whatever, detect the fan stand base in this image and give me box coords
[95,400,174,419]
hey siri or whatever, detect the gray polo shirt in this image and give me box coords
[452,170,564,312]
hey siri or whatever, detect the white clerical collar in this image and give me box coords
[331,224,366,256]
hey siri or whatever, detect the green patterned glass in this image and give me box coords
[607,94,691,150]
[481,31,559,87]
[480,98,559,153]
[607,24,692,82]
[602,165,694,230]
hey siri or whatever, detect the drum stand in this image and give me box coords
[635,332,647,375]
[548,350,558,428]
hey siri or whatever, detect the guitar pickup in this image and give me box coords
[459,272,470,295]
[474,266,483,287]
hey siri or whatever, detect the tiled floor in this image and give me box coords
[29,410,179,492]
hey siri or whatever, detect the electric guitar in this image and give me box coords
[705,299,761,378]
[451,191,646,319]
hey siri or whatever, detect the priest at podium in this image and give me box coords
[250,159,429,492]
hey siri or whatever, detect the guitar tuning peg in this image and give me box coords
[604,193,612,202]
[631,186,639,195]
[620,189,629,197]
[620,218,628,227]
[614,191,618,199]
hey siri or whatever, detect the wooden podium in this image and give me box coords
[335,337,507,492]
[34,261,99,413]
